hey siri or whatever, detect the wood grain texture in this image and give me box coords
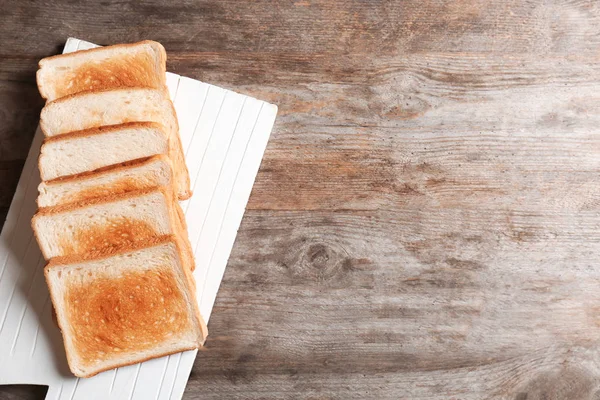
[1,0,600,399]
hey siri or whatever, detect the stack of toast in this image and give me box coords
[32,41,207,378]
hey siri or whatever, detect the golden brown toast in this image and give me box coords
[32,186,196,271]
[45,235,207,378]
[37,155,174,208]
[37,40,167,101]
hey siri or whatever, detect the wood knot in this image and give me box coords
[283,241,354,285]
[300,243,346,282]
[307,244,332,269]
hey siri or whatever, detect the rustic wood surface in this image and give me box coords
[2,0,600,399]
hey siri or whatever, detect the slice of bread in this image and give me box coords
[45,236,207,378]
[37,40,167,101]
[39,122,169,181]
[37,155,173,208]
[32,187,193,264]
[40,88,191,199]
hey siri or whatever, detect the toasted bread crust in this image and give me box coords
[47,234,173,267]
[35,185,171,215]
[38,122,170,183]
[38,40,164,65]
[38,155,173,209]
[73,345,200,378]
[39,88,169,139]
[165,97,192,200]
[173,199,195,272]
[41,154,170,185]
[42,121,167,143]
[33,221,52,260]
[43,264,75,372]
[40,87,164,118]
[37,40,167,101]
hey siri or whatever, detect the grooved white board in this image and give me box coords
[0,38,277,399]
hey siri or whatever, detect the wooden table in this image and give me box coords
[2,1,600,399]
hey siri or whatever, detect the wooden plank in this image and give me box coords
[3,1,600,56]
[3,1,600,82]
[186,210,600,399]
[249,128,600,212]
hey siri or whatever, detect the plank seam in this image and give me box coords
[68,378,80,400]
[10,253,45,354]
[166,353,182,400]
[198,103,265,309]
[154,357,170,400]
[0,234,36,333]
[184,86,210,158]
[184,90,228,214]
[109,368,118,395]
[191,97,248,256]
[128,364,142,400]
[30,293,50,358]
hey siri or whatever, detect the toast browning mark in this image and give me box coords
[43,156,158,184]
[64,267,191,367]
[60,177,153,205]
[53,53,160,99]
[60,217,158,254]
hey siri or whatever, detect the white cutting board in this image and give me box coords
[0,38,277,399]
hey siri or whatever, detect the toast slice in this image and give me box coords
[40,88,191,199]
[37,40,167,101]
[32,187,194,266]
[38,122,169,181]
[37,155,173,208]
[45,236,207,378]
